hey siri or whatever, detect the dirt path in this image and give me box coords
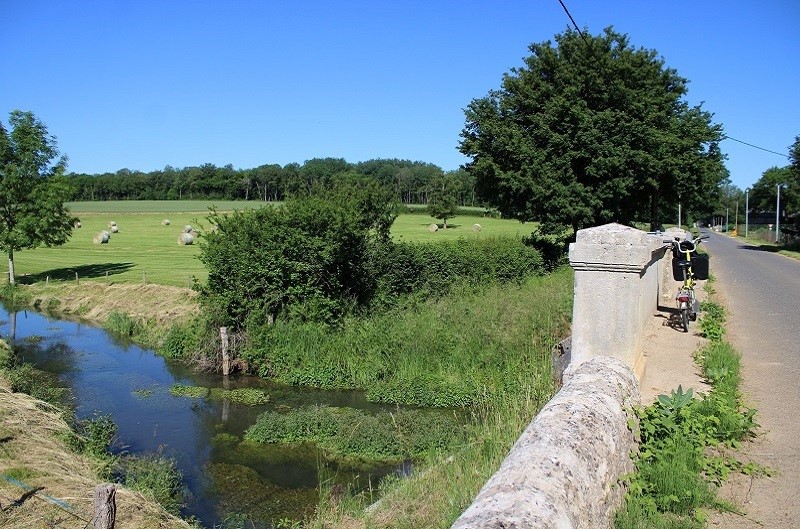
[640,282,709,405]
[641,231,800,527]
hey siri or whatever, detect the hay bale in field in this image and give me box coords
[74,221,82,228]
[428,223,439,232]
[93,231,110,244]
[178,233,194,245]
[472,223,482,232]
[108,221,117,228]
[183,225,193,233]
[162,219,171,226]
[110,225,119,233]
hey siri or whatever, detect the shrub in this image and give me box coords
[367,236,544,307]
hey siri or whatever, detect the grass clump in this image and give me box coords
[117,453,185,515]
[169,383,270,405]
[245,406,462,463]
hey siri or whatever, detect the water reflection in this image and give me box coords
[0,306,396,528]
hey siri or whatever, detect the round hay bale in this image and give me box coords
[184,225,193,233]
[93,231,110,244]
[178,233,194,245]
[108,221,117,228]
[162,219,171,226]
[110,225,119,233]
[472,223,482,232]
[74,221,82,228]
[428,223,439,232]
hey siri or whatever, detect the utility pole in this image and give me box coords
[776,184,782,243]
[745,188,750,238]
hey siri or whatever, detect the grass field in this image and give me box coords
[5,201,535,287]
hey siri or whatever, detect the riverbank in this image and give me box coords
[0,368,191,529]
[4,281,199,327]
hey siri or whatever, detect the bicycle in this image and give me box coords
[670,234,709,332]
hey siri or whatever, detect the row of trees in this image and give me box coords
[67,159,479,207]
[712,135,800,230]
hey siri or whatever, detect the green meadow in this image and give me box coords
[6,201,536,287]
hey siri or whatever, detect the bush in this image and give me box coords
[198,193,377,328]
[367,236,544,307]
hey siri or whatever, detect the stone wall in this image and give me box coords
[452,224,671,529]
[451,357,640,529]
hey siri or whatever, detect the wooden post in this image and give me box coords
[142,271,147,285]
[220,326,230,376]
[75,272,79,283]
[92,484,116,529]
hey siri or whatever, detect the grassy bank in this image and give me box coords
[0,340,191,529]
[291,267,573,528]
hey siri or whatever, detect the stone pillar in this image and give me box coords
[568,223,664,378]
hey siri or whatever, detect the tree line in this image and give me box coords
[66,158,479,206]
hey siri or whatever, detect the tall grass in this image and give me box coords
[302,267,574,528]
[614,288,757,529]
[245,267,571,408]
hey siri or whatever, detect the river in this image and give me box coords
[1,305,399,528]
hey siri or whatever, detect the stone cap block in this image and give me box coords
[569,223,660,272]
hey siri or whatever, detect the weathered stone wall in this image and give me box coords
[451,357,640,529]
[451,224,673,528]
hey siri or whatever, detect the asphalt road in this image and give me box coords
[702,230,800,527]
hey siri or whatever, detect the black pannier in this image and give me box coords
[671,254,709,281]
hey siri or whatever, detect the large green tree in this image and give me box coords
[459,27,726,235]
[0,110,76,284]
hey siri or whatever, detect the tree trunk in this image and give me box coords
[8,250,15,285]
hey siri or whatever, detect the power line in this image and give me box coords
[557,0,590,47]
[721,135,789,158]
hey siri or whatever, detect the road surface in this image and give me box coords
[702,230,800,527]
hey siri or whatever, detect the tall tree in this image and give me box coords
[459,27,726,236]
[0,110,76,284]
[427,173,460,228]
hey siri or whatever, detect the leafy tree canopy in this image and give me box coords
[459,27,726,235]
[0,110,76,284]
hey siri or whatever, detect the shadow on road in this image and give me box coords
[737,244,783,253]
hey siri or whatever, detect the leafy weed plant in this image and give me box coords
[616,291,758,527]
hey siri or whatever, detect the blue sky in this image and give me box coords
[2,1,798,191]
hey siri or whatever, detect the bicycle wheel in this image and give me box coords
[681,307,690,333]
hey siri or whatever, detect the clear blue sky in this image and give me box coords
[2,1,798,191]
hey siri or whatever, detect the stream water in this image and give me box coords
[0,306,399,528]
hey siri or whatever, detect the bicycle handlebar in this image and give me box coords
[671,234,705,253]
